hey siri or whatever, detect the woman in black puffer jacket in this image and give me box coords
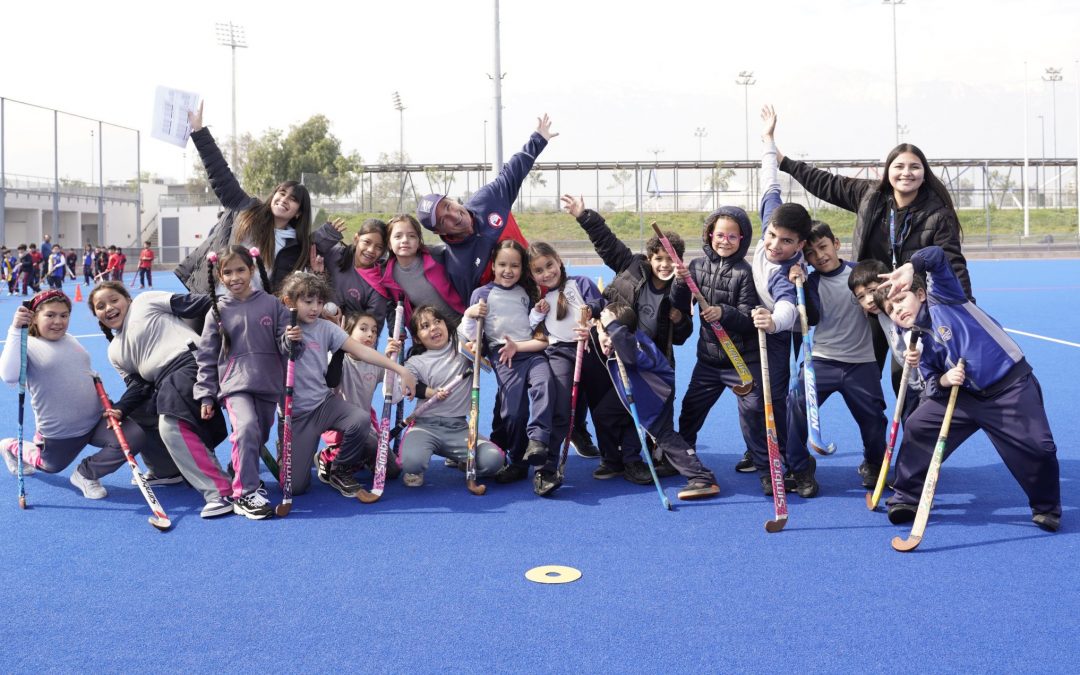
[175,102,311,296]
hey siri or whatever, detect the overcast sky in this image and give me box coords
[2,0,1078,185]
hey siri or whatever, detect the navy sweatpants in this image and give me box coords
[677,359,759,461]
[495,351,555,465]
[787,358,887,466]
[545,341,601,473]
[887,372,1061,517]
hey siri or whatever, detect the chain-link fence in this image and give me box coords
[1,97,141,250]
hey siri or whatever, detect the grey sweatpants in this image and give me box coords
[158,415,231,503]
[290,396,373,495]
[224,393,277,498]
[38,417,147,480]
[400,416,504,477]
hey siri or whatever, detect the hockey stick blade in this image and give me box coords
[19,495,26,510]
[891,534,922,552]
[274,503,292,517]
[810,440,837,456]
[765,516,788,533]
[355,489,382,504]
[467,480,487,496]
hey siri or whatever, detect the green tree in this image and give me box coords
[369,151,413,211]
[526,169,547,210]
[240,115,361,197]
[608,168,634,207]
[424,167,456,195]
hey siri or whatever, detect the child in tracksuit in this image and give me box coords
[595,302,720,500]
[755,124,818,497]
[278,272,416,498]
[876,245,1062,532]
[391,305,505,487]
[526,242,617,479]
[461,240,558,496]
[195,246,293,520]
[848,259,925,423]
[788,223,888,491]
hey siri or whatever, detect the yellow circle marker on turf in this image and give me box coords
[525,565,582,584]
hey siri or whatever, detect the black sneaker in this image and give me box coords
[592,462,624,480]
[533,470,562,497]
[759,470,777,496]
[570,428,601,459]
[316,449,332,485]
[653,456,679,478]
[887,503,918,524]
[523,439,549,465]
[130,471,184,487]
[782,469,797,493]
[494,463,529,484]
[622,460,654,486]
[735,449,755,473]
[677,480,720,501]
[1032,511,1061,533]
[328,465,363,497]
[793,456,819,498]
[858,461,881,490]
[232,490,273,520]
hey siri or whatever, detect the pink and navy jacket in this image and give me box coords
[379,250,466,328]
[194,289,294,405]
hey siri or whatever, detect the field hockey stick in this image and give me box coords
[758,325,789,533]
[867,330,920,510]
[91,375,171,530]
[16,327,28,509]
[609,340,672,511]
[389,371,472,439]
[891,358,965,552]
[650,222,754,395]
[557,307,590,482]
[357,305,405,503]
[463,300,488,496]
[794,277,835,455]
[275,309,300,517]
[391,331,407,467]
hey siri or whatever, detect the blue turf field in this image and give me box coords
[0,259,1077,673]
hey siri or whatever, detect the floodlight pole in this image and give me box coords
[491,0,505,173]
[1043,67,1063,209]
[884,0,905,146]
[1023,61,1030,237]
[393,91,406,210]
[694,127,707,194]
[736,71,756,209]
[216,21,248,169]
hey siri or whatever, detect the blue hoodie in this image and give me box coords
[603,321,674,434]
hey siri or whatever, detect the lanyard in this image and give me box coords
[888,208,898,269]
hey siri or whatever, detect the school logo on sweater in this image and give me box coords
[487,213,504,229]
[260,315,273,327]
[937,325,953,341]
[347,288,362,301]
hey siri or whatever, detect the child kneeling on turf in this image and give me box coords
[876,245,1061,531]
[595,302,720,501]
[389,305,504,488]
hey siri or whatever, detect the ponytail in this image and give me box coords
[250,247,272,292]
[206,251,231,359]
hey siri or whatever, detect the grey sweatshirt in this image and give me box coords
[109,292,201,383]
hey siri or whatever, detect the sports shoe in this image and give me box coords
[1032,511,1061,533]
[494,463,529,484]
[232,490,273,520]
[523,439,549,465]
[69,470,107,499]
[532,469,562,497]
[759,470,780,496]
[623,460,655,486]
[592,462,623,480]
[735,449,755,473]
[782,469,797,493]
[653,456,679,478]
[887,503,918,525]
[793,456,819,498]
[677,480,720,501]
[570,428,601,459]
[201,496,234,518]
[328,465,363,497]
[403,472,424,488]
[444,457,461,469]
[131,471,184,487]
[858,461,881,490]
[316,448,333,485]
[2,438,36,475]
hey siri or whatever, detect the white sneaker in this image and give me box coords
[1,438,36,476]
[201,497,234,518]
[403,472,424,487]
[69,470,107,499]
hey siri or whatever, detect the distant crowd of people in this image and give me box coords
[0,237,157,294]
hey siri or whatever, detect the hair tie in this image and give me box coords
[206,252,219,264]
[27,289,68,311]
[249,247,260,258]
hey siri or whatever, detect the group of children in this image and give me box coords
[0,241,156,296]
[0,112,1062,534]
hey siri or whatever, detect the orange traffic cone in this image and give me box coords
[74,284,83,302]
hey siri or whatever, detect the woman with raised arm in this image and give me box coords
[176,101,312,296]
[763,105,972,301]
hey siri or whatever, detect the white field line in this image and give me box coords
[1005,328,1080,348]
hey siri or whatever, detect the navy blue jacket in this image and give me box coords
[604,321,674,435]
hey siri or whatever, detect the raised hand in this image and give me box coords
[560,194,585,218]
[330,217,348,233]
[536,113,559,141]
[188,100,205,133]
